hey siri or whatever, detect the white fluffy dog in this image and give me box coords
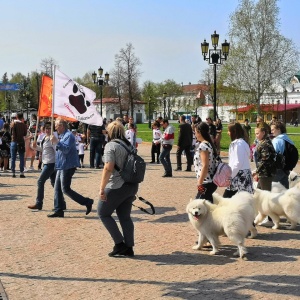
[254,185,300,229]
[186,192,257,258]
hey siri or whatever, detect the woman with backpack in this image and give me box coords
[223,123,253,198]
[271,121,295,189]
[98,121,139,257]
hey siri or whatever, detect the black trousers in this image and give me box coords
[151,142,161,162]
[176,145,193,169]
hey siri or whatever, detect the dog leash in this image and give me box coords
[132,195,155,215]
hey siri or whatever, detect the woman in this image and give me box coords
[271,121,294,189]
[98,121,139,257]
[223,123,253,198]
[215,118,223,155]
[252,127,276,191]
[0,123,11,172]
[193,122,218,203]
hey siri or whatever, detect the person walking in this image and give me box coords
[215,118,223,156]
[159,119,174,177]
[223,123,253,198]
[10,112,27,178]
[97,121,139,257]
[174,115,193,171]
[87,124,106,169]
[48,118,94,218]
[27,122,58,210]
[252,126,276,191]
[270,121,294,189]
[150,121,162,164]
[193,122,218,203]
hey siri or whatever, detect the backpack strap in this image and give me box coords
[132,195,155,215]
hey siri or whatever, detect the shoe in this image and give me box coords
[29,166,34,170]
[20,174,26,178]
[149,161,155,164]
[119,247,134,257]
[86,199,94,215]
[47,211,64,218]
[23,168,28,173]
[95,166,102,169]
[174,168,182,171]
[12,174,16,178]
[162,173,172,177]
[258,217,273,226]
[157,161,160,164]
[108,242,128,257]
[89,166,95,169]
[184,168,192,172]
[28,204,42,210]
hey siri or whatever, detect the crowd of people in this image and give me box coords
[0,111,297,256]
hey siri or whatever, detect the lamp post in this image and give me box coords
[163,92,167,118]
[201,31,230,121]
[92,67,109,116]
[284,89,287,124]
[148,98,152,129]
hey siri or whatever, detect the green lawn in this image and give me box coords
[136,123,300,151]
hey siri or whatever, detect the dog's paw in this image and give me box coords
[192,245,201,250]
[209,250,217,255]
[272,224,279,230]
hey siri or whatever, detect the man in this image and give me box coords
[159,119,174,177]
[87,124,106,168]
[27,122,59,210]
[174,115,193,171]
[206,117,216,142]
[48,118,94,218]
[122,115,129,126]
[10,112,27,178]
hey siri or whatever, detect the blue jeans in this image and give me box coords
[273,169,289,189]
[90,137,103,167]
[36,163,56,207]
[54,168,92,212]
[159,144,173,174]
[97,183,138,247]
[10,141,25,174]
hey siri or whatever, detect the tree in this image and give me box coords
[223,0,300,114]
[115,43,142,117]
[40,57,59,77]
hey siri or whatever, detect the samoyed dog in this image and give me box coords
[254,186,300,230]
[186,192,257,258]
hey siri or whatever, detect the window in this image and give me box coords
[238,114,243,120]
[266,114,272,121]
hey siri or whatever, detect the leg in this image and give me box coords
[18,150,25,174]
[61,168,92,206]
[184,145,193,170]
[10,142,17,175]
[54,170,65,212]
[175,147,183,169]
[89,138,96,167]
[159,147,169,174]
[192,232,208,250]
[95,139,103,167]
[36,163,55,208]
[150,143,155,162]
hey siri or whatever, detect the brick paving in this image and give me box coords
[1,143,300,300]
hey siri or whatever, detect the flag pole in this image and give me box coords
[51,66,56,136]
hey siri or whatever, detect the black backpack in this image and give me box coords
[113,139,146,183]
[283,140,299,171]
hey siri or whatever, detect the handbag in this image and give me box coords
[213,155,232,187]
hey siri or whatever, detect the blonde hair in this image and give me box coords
[55,117,68,129]
[106,121,127,141]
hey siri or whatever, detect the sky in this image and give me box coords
[1,0,300,87]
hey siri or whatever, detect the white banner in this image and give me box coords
[54,68,103,125]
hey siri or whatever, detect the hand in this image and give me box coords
[99,189,107,201]
[197,184,206,194]
[50,134,58,144]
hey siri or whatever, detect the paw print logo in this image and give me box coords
[68,84,91,114]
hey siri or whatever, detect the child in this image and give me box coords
[125,123,136,147]
[78,139,86,168]
[150,121,162,164]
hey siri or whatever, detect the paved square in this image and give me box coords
[1,143,300,299]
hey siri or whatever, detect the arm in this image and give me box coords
[99,161,115,201]
[197,149,209,186]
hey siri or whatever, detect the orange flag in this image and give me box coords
[38,75,76,121]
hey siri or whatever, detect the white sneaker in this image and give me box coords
[29,166,34,170]
[258,217,273,226]
[23,168,28,173]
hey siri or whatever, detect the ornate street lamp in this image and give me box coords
[162,92,167,119]
[284,88,287,124]
[201,31,230,121]
[92,66,109,116]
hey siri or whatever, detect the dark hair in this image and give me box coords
[181,115,186,121]
[195,122,217,155]
[17,112,24,119]
[228,123,245,141]
[162,119,169,124]
[272,121,286,133]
